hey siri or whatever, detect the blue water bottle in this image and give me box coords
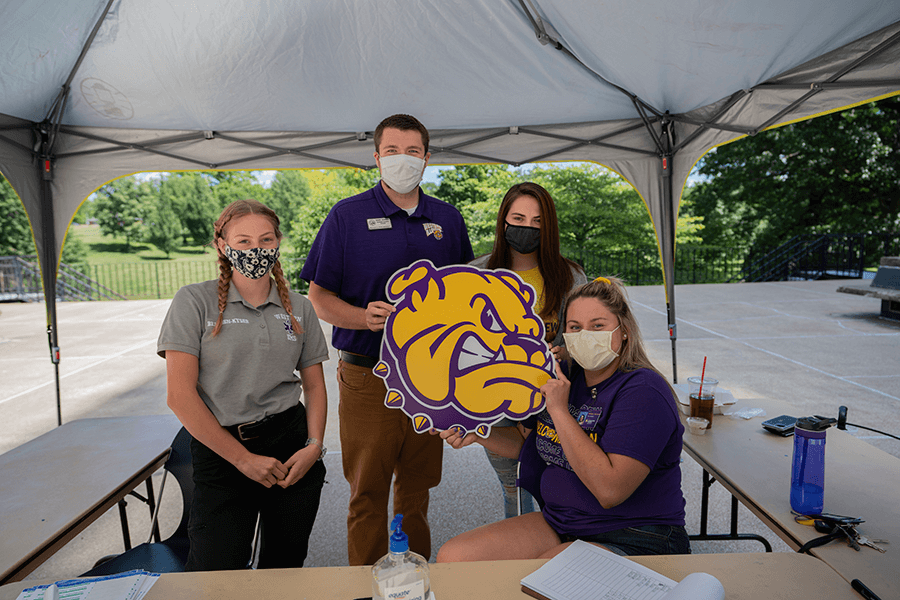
[790,416,835,515]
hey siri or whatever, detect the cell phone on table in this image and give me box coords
[762,415,797,436]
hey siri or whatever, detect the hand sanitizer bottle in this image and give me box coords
[372,514,431,600]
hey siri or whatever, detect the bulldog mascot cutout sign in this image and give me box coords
[374,259,554,438]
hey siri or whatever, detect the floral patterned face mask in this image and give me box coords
[223,245,280,279]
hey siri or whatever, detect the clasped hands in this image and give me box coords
[237,444,320,488]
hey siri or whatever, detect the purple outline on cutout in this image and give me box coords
[374,260,553,437]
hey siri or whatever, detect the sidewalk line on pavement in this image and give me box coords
[99,301,171,322]
[0,339,158,407]
[632,299,900,405]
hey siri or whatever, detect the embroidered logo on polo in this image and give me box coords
[275,314,298,342]
[423,223,443,239]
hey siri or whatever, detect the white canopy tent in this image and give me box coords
[1,0,899,418]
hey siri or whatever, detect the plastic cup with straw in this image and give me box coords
[687,356,714,430]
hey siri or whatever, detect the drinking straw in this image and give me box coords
[698,356,707,398]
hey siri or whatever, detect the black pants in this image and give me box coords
[185,404,326,571]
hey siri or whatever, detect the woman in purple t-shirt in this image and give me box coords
[436,277,689,560]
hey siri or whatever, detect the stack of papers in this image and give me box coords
[15,570,159,600]
[521,541,723,600]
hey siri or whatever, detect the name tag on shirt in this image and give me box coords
[367,217,392,230]
[577,408,603,430]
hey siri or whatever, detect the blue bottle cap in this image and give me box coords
[389,514,409,553]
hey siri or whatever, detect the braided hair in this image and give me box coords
[211,199,303,337]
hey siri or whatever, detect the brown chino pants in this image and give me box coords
[338,359,443,566]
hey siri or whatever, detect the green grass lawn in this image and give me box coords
[64,224,302,299]
[67,224,298,263]
[67,224,218,263]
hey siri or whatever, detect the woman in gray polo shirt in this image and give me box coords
[158,199,329,570]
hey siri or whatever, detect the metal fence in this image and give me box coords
[1,256,125,302]
[578,246,746,286]
[5,241,861,303]
[88,259,311,300]
[89,261,221,300]
[0,256,42,302]
[2,249,748,302]
[738,232,900,282]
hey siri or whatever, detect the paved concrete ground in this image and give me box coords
[1,279,897,580]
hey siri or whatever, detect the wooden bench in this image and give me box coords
[837,256,900,320]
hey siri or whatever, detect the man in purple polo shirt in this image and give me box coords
[301,114,474,566]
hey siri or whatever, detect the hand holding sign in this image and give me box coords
[375,260,553,437]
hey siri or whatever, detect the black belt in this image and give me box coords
[340,351,378,369]
[228,403,301,441]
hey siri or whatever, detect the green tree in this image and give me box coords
[1,175,35,255]
[158,173,218,246]
[60,233,89,271]
[71,198,95,224]
[340,168,381,191]
[93,177,147,250]
[268,171,312,234]
[434,165,517,254]
[690,96,900,252]
[529,164,656,260]
[144,192,183,258]
[2,174,88,270]
[286,169,377,290]
[204,171,269,211]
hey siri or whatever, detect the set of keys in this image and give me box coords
[793,511,889,553]
[839,525,888,553]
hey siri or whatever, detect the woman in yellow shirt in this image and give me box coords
[469,181,587,518]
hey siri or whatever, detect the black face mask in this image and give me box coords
[505,224,541,254]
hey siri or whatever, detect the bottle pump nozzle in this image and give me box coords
[389,514,409,553]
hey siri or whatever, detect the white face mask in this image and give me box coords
[563,325,621,371]
[378,153,425,194]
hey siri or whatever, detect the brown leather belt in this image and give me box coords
[340,351,378,369]
[228,403,300,441]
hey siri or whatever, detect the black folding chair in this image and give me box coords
[82,427,194,576]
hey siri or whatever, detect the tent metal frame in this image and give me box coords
[2,3,899,424]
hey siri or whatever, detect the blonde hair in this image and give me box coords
[563,276,668,385]
[211,199,302,337]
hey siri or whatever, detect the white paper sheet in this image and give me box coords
[521,541,723,600]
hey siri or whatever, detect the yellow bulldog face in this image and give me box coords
[375,260,552,437]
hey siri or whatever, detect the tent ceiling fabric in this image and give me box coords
[2,0,897,130]
[0,0,898,381]
[1,1,897,262]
